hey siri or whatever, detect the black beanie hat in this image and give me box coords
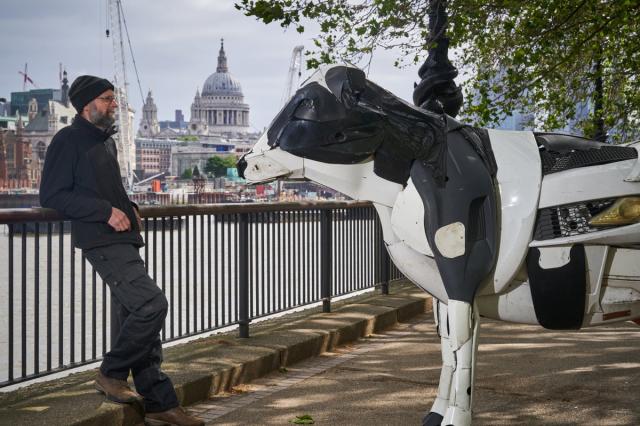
[68,75,115,112]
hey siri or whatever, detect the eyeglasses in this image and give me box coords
[97,96,117,104]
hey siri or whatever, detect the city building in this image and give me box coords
[175,110,185,128]
[560,99,591,136]
[0,98,10,117]
[0,71,74,190]
[138,90,160,137]
[494,110,535,131]
[134,38,260,181]
[136,137,238,179]
[21,71,75,167]
[0,115,28,131]
[137,92,182,139]
[170,139,235,177]
[159,110,186,130]
[10,88,63,116]
[0,116,40,190]
[135,137,174,178]
[188,39,251,137]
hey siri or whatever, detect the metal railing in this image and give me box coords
[0,201,402,388]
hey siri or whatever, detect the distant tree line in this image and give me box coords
[181,155,238,179]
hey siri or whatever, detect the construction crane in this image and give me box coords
[18,63,38,90]
[281,45,304,106]
[132,171,165,192]
[106,0,135,190]
[272,45,305,200]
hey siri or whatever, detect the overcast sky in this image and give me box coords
[0,0,420,131]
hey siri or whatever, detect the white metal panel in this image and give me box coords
[241,134,305,183]
[390,179,434,256]
[605,247,640,282]
[538,159,639,208]
[386,241,448,302]
[585,245,609,314]
[476,281,539,324]
[624,144,640,182]
[536,245,572,269]
[304,159,402,207]
[488,129,541,293]
[373,203,400,244]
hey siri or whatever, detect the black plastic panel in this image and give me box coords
[266,66,448,185]
[410,130,498,303]
[535,133,637,175]
[527,245,586,330]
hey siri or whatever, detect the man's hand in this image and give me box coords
[133,207,143,231]
[108,207,131,232]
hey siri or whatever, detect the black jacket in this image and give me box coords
[40,115,143,249]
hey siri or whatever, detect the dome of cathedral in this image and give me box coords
[200,39,243,97]
[202,72,243,96]
[189,38,251,134]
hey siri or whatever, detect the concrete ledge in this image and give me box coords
[0,280,431,425]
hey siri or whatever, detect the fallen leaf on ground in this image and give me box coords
[289,414,315,424]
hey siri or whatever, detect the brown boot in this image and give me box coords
[95,371,141,404]
[145,406,205,426]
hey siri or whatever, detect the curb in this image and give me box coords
[0,281,431,426]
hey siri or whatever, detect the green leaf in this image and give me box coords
[235,0,640,141]
[290,414,315,424]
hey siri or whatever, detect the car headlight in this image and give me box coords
[589,196,640,226]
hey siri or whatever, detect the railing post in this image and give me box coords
[320,209,332,312]
[8,224,14,382]
[376,218,390,295]
[238,212,250,337]
[381,247,390,295]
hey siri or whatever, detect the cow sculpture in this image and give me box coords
[237,65,640,426]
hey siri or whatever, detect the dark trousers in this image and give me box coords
[84,243,179,413]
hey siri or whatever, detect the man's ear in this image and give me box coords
[81,103,92,119]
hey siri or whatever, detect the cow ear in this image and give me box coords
[325,66,366,101]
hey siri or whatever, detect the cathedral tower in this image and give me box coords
[138,90,160,137]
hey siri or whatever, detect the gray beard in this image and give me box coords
[89,105,116,129]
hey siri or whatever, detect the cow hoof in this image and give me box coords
[422,412,443,426]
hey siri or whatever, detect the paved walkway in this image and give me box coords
[186,314,640,425]
[0,282,430,425]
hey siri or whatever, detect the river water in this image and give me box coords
[0,211,379,385]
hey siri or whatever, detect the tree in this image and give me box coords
[236,0,640,141]
[204,155,238,177]
[181,167,193,179]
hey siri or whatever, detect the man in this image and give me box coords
[40,75,203,426]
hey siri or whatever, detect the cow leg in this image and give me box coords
[412,130,494,425]
[423,300,454,426]
[442,300,479,426]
